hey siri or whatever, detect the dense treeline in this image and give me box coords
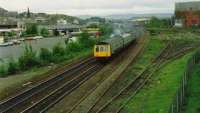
[21,23,50,37]
[145,17,174,28]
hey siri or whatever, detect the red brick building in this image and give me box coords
[175,1,200,27]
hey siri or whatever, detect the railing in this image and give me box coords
[168,50,200,113]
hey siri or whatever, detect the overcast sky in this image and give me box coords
[0,0,199,16]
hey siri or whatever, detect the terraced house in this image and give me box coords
[175,1,200,27]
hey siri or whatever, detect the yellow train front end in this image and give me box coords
[94,44,111,59]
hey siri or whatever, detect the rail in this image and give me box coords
[0,57,98,113]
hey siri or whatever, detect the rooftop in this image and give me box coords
[175,1,200,12]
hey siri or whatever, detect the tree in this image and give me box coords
[145,17,172,28]
[18,45,40,70]
[78,32,95,48]
[40,28,50,37]
[52,44,65,57]
[100,23,113,36]
[25,23,38,36]
[39,48,52,64]
[7,60,18,75]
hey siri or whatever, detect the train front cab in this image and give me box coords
[94,43,111,60]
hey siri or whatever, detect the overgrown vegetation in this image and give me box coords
[99,23,113,37]
[121,53,192,113]
[0,32,96,77]
[40,28,50,37]
[145,17,173,28]
[39,48,52,65]
[18,46,40,70]
[182,63,200,113]
[22,23,39,37]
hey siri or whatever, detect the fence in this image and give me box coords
[168,50,200,113]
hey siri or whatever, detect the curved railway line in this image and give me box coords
[0,57,103,113]
[86,42,170,113]
[0,34,198,113]
[67,34,147,113]
[86,42,197,113]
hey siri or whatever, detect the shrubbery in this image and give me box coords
[52,44,65,62]
[78,32,96,48]
[0,32,97,77]
[66,42,82,52]
[145,17,173,28]
[0,65,7,77]
[39,48,52,65]
[7,60,18,75]
[18,46,40,70]
[40,28,50,37]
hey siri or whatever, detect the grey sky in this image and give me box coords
[0,0,199,16]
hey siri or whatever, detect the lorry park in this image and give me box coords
[0,1,200,113]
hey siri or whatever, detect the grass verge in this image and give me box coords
[121,52,193,113]
[182,63,200,113]
[131,36,165,71]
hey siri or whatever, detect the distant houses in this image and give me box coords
[175,1,200,27]
[0,6,103,39]
[42,23,82,36]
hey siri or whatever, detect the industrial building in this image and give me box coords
[175,1,200,27]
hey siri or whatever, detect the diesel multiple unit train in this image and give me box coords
[94,27,144,59]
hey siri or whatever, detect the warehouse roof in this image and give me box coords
[175,1,200,12]
[42,24,82,30]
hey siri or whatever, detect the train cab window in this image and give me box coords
[104,46,108,52]
[96,46,99,52]
[100,46,104,52]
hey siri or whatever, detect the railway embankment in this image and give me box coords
[86,35,166,113]
[70,35,146,113]
[0,33,96,101]
[47,32,200,113]
[113,31,200,113]
[0,53,90,101]
[48,34,148,113]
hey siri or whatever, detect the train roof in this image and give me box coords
[97,37,122,45]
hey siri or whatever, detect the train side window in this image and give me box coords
[104,46,108,52]
[96,46,99,52]
[100,46,104,52]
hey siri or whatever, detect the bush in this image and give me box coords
[100,23,113,36]
[0,65,7,77]
[53,44,65,56]
[66,42,82,52]
[145,17,172,28]
[7,60,18,75]
[39,48,52,64]
[18,45,40,70]
[25,23,38,36]
[78,32,95,48]
[52,44,65,62]
[40,28,50,37]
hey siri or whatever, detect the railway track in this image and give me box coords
[66,34,147,113]
[0,57,103,113]
[86,43,171,113]
[96,44,196,113]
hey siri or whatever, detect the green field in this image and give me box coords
[121,53,193,113]
[182,63,200,113]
